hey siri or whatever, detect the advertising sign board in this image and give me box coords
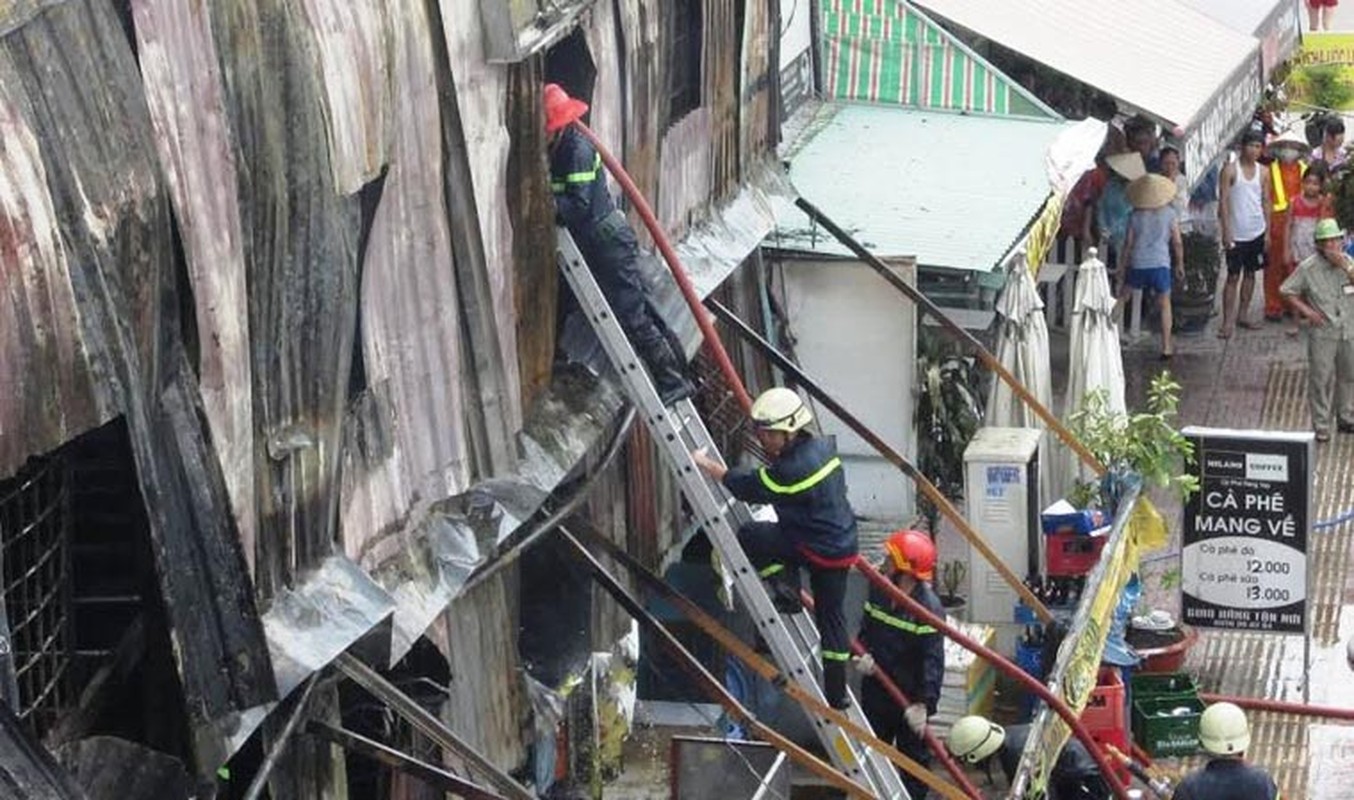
[1180,428,1313,634]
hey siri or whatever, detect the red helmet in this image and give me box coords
[544,83,589,134]
[884,530,936,581]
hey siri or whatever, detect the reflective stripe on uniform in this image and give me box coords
[550,153,602,192]
[757,457,842,495]
[1270,161,1307,212]
[759,563,784,578]
[822,650,852,661]
[864,601,936,634]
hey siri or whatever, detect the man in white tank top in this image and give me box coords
[1217,130,1273,338]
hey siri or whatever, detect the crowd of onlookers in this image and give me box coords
[1056,110,1354,442]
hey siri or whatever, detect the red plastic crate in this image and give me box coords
[1080,667,1126,736]
[1045,531,1108,576]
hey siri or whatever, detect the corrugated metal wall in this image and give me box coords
[1,0,779,781]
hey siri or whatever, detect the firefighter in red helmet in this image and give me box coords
[854,530,946,799]
[543,83,693,405]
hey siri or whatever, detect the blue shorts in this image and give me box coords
[1126,267,1172,294]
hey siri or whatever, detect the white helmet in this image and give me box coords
[947,716,1006,763]
[1198,702,1250,755]
[750,387,812,433]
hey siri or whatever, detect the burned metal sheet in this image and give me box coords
[2,0,274,774]
[131,0,259,573]
[262,555,395,698]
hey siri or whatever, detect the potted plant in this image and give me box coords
[938,559,968,621]
[1067,372,1199,513]
[1069,373,1201,668]
[1173,231,1220,335]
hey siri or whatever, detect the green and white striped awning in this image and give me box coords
[821,0,1058,119]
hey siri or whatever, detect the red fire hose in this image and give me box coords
[572,121,753,412]
[1200,693,1354,722]
[856,560,1133,799]
[573,120,1125,796]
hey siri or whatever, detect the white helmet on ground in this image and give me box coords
[947,715,1006,763]
[750,387,812,433]
[1198,701,1250,756]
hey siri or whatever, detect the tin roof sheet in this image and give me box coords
[770,102,1072,271]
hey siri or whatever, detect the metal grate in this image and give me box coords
[0,453,74,735]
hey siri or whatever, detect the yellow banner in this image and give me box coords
[1289,33,1354,111]
[1019,497,1158,797]
[1025,191,1063,276]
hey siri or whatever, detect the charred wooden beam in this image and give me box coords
[307,720,508,800]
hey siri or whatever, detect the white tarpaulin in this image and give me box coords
[987,258,1055,507]
[1061,250,1125,496]
[914,0,1260,184]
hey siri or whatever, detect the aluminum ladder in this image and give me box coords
[556,229,908,799]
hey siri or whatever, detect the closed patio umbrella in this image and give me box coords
[987,255,1055,508]
[1061,248,1125,496]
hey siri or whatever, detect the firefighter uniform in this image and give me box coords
[721,433,858,707]
[1172,759,1280,800]
[547,100,692,404]
[859,578,945,798]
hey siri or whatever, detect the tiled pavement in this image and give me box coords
[1079,302,1354,798]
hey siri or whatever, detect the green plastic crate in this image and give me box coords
[1132,696,1203,757]
[1130,672,1199,703]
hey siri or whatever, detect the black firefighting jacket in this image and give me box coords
[859,578,945,714]
[549,125,615,239]
[721,434,858,560]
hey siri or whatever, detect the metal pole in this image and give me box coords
[707,297,1054,624]
[793,196,1105,474]
[857,559,1132,799]
[554,526,877,799]
[242,672,322,800]
[566,523,969,800]
[307,720,508,800]
[335,653,536,800]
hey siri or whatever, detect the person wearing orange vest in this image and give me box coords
[1265,133,1311,321]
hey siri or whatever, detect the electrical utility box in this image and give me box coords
[962,427,1043,625]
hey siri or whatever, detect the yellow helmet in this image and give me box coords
[1198,702,1250,755]
[750,387,812,433]
[947,716,1005,763]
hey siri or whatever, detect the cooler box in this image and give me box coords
[932,622,996,738]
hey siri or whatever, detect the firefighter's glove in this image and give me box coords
[904,703,928,736]
[851,653,875,676]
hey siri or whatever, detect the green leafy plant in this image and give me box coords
[939,559,968,602]
[1068,372,1199,500]
[1066,479,1101,510]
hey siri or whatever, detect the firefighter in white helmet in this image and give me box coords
[1172,702,1280,799]
[692,387,858,708]
[945,715,1108,798]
